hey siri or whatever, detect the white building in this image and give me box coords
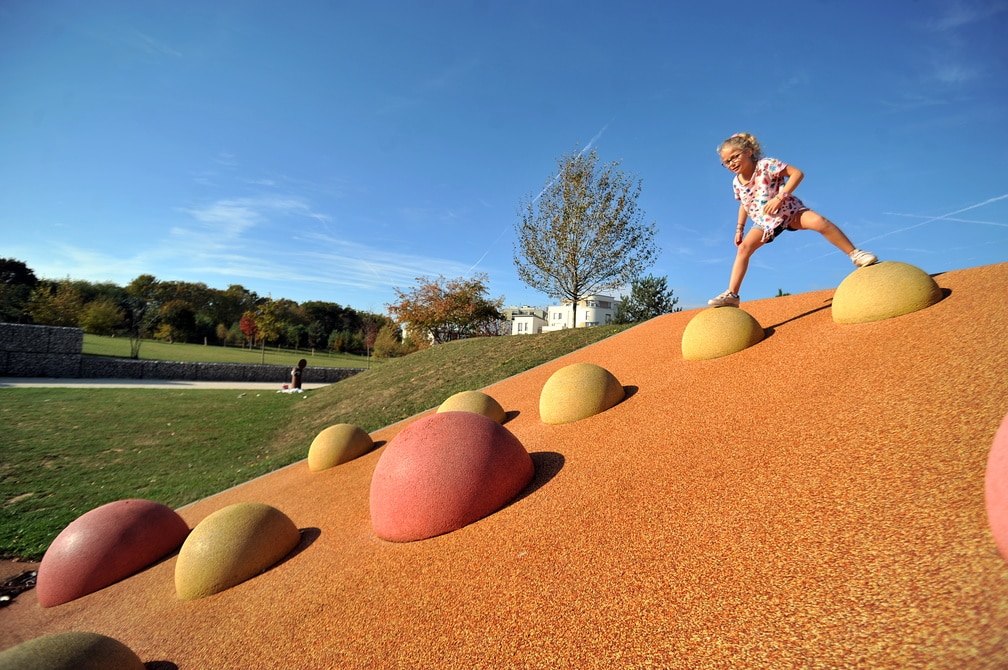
[541,294,620,332]
[502,306,548,335]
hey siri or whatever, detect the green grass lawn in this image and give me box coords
[83,334,372,368]
[1,325,633,560]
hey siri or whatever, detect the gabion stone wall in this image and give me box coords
[0,323,83,377]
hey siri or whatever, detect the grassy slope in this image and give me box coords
[1,326,631,559]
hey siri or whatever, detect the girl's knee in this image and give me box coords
[798,211,832,232]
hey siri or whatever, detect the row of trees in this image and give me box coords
[0,259,394,358]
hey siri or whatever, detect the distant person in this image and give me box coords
[708,132,878,307]
[291,359,307,389]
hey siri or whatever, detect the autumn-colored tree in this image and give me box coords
[239,311,259,349]
[254,300,283,346]
[372,323,405,359]
[515,147,658,327]
[387,274,504,345]
[251,299,285,362]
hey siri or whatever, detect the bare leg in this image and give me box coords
[789,210,856,254]
[727,228,767,294]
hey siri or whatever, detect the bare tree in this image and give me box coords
[125,274,161,359]
[514,147,658,327]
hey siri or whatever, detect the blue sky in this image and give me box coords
[2,1,1006,313]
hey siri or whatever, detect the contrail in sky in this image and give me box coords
[532,120,612,204]
[805,193,1008,262]
[467,120,614,275]
[465,227,511,275]
[882,213,1008,228]
[863,193,1008,242]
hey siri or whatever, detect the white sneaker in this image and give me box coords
[850,249,878,268]
[708,291,740,307]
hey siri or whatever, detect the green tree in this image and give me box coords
[514,147,658,327]
[80,297,126,335]
[226,322,246,347]
[0,258,38,323]
[306,321,326,350]
[613,274,681,324]
[157,299,197,343]
[286,323,307,350]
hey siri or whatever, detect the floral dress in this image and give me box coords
[733,157,806,241]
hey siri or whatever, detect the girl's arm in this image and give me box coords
[763,164,805,215]
[778,164,804,197]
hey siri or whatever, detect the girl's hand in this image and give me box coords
[762,196,782,216]
[734,228,744,246]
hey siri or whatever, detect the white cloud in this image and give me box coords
[930,61,978,85]
[922,1,1005,32]
[126,29,183,58]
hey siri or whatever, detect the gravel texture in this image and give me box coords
[2,263,1007,669]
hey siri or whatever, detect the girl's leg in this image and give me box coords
[726,228,766,294]
[789,210,856,254]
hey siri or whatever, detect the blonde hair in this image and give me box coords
[718,132,762,160]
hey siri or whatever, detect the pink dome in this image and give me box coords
[370,412,534,542]
[985,412,1008,562]
[37,499,189,607]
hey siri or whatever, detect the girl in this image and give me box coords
[708,133,877,307]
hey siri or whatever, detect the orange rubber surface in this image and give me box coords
[3,263,1007,669]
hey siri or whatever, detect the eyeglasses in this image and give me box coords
[721,152,743,168]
